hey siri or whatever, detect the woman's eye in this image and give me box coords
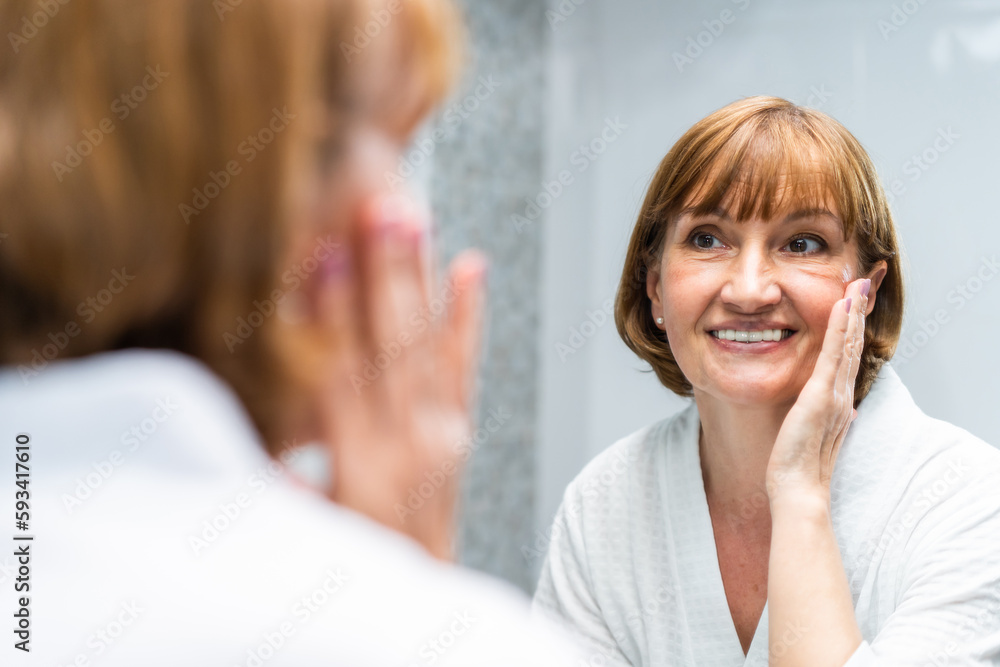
[784,236,823,253]
[692,233,723,249]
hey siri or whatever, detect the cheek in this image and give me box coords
[782,263,850,333]
[661,260,716,319]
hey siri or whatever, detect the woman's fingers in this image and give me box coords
[829,279,870,460]
[846,280,870,402]
[836,279,869,412]
[358,196,428,408]
[812,293,853,397]
[316,235,366,414]
[442,250,488,409]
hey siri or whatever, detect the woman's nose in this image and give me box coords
[719,245,782,311]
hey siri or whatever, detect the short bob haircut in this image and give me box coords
[615,96,904,406]
[0,0,462,454]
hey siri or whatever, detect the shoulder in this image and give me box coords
[839,365,1000,575]
[841,364,1000,487]
[556,403,697,526]
[863,364,1000,494]
[246,482,583,665]
[8,351,579,665]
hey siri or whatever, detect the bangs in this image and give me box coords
[662,105,874,241]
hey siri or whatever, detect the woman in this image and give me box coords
[0,0,577,664]
[532,97,1000,666]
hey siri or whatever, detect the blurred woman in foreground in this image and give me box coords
[0,0,578,664]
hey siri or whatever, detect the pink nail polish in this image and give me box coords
[844,297,852,314]
[376,196,409,237]
[861,279,871,297]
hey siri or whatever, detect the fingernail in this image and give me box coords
[377,196,409,235]
[844,297,852,314]
[861,279,871,297]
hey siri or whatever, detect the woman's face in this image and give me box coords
[646,191,879,408]
[288,10,428,320]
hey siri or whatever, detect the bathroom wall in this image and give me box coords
[426,0,1000,592]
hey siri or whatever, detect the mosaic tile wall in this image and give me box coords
[430,0,546,593]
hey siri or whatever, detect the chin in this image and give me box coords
[702,372,805,407]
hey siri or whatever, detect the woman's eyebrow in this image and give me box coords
[782,208,840,224]
[678,206,730,221]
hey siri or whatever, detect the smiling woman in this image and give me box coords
[616,96,903,408]
[532,97,1000,666]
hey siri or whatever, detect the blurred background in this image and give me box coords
[406,0,1000,593]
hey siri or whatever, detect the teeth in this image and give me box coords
[712,329,788,343]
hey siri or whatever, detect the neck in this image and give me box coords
[694,391,795,527]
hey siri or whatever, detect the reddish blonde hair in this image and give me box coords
[0,0,463,452]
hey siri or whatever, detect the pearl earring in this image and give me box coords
[656,317,664,325]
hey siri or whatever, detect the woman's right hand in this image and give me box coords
[314,195,488,561]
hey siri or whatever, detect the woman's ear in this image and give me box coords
[864,260,888,317]
[645,263,664,327]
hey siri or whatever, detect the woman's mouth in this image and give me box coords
[709,328,796,343]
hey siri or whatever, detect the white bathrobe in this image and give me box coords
[0,349,579,666]
[532,363,1000,666]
